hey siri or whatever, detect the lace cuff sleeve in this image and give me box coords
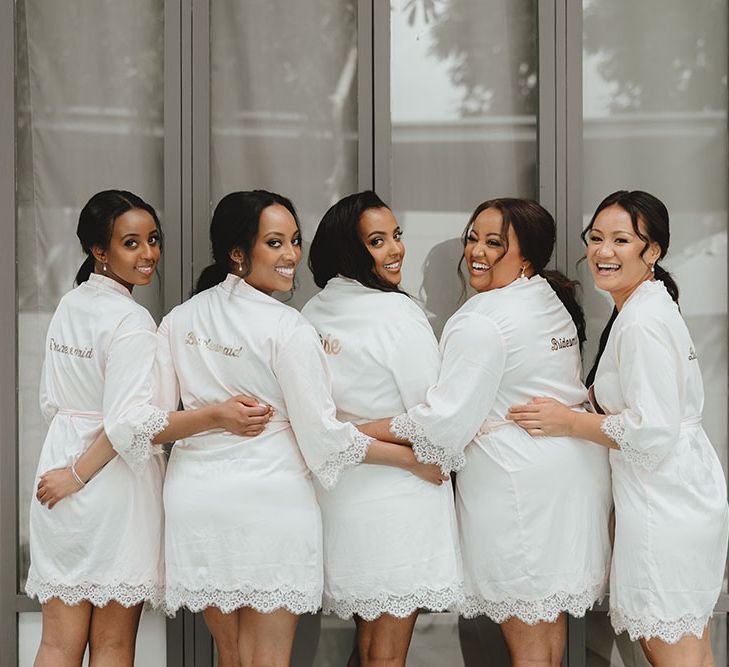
[313,431,371,490]
[117,407,168,473]
[390,414,466,475]
[600,414,661,472]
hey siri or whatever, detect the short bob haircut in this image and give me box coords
[308,190,406,294]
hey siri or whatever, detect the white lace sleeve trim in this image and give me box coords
[313,431,371,490]
[165,584,322,616]
[25,572,163,609]
[120,407,168,473]
[460,580,606,624]
[323,584,464,620]
[390,414,466,475]
[610,607,710,644]
[600,414,660,471]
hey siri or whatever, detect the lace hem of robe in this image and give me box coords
[610,607,710,644]
[25,573,163,608]
[314,431,371,490]
[323,584,464,620]
[165,584,322,615]
[120,407,169,473]
[390,414,466,475]
[601,414,661,471]
[460,581,605,624]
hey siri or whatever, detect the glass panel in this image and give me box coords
[210,0,359,310]
[582,0,728,660]
[15,0,165,656]
[390,2,537,662]
[391,0,538,336]
[19,611,167,667]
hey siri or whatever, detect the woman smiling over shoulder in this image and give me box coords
[302,191,462,667]
[156,190,444,667]
[360,198,612,666]
[509,190,729,667]
[27,190,269,667]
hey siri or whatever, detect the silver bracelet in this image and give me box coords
[70,462,86,489]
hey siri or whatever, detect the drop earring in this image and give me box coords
[238,261,243,273]
[650,263,655,275]
[520,265,526,279]
[103,263,107,272]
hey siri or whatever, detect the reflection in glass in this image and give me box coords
[15,0,165,601]
[582,0,728,661]
[391,2,536,664]
[391,0,538,337]
[210,1,359,310]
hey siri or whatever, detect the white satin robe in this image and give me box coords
[391,276,613,624]
[594,279,729,643]
[26,273,166,608]
[156,274,371,614]
[302,277,463,620]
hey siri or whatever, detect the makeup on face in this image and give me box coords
[245,204,302,295]
[585,204,660,309]
[464,208,526,293]
[358,207,405,287]
[96,209,161,291]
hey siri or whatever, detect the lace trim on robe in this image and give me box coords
[390,414,466,475]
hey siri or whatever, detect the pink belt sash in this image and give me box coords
[56,408,103,419]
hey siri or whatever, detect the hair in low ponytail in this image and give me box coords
[653,263,679,304]
[74,190,162,286]
[75,254,96,285]
[541,269,586,345]
[194,262,230,294]
[581,190,679,386]
[585,306,618,388]
[459,198,586,345]
[194,190,301,295]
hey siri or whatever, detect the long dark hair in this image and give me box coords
[459,197,586,345]
[308,190,407,294]
[194,190,301,294]
[75,190,162,285]
[583,190,679,386]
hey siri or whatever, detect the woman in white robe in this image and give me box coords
[302,191,462,666]
[509,190,729,667]
[156,190,446,667]
[361,198,612,666]
[28,190,269,667]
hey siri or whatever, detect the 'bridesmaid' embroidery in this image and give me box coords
[551,335,578,351]
[49,338,94,359]
[185,332,242,357]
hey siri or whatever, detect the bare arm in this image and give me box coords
[507,398,618,449]
[153,395,272,444]
[36,430,117,509]
[364,439,448,485]
[36,395,273,508]
[357,418,409,445]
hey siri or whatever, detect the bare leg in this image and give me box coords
[87,601,143,667]
[500,613,566,667]
[639,625,713,667]
[202,607,241,667]
[356,611,419,667]
[237,607,300,667]
[34,598,91,667]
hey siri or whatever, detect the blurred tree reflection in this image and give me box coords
[402,0,726,116]
[583,0,726,112]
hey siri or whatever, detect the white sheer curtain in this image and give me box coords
[16,1,165,663]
